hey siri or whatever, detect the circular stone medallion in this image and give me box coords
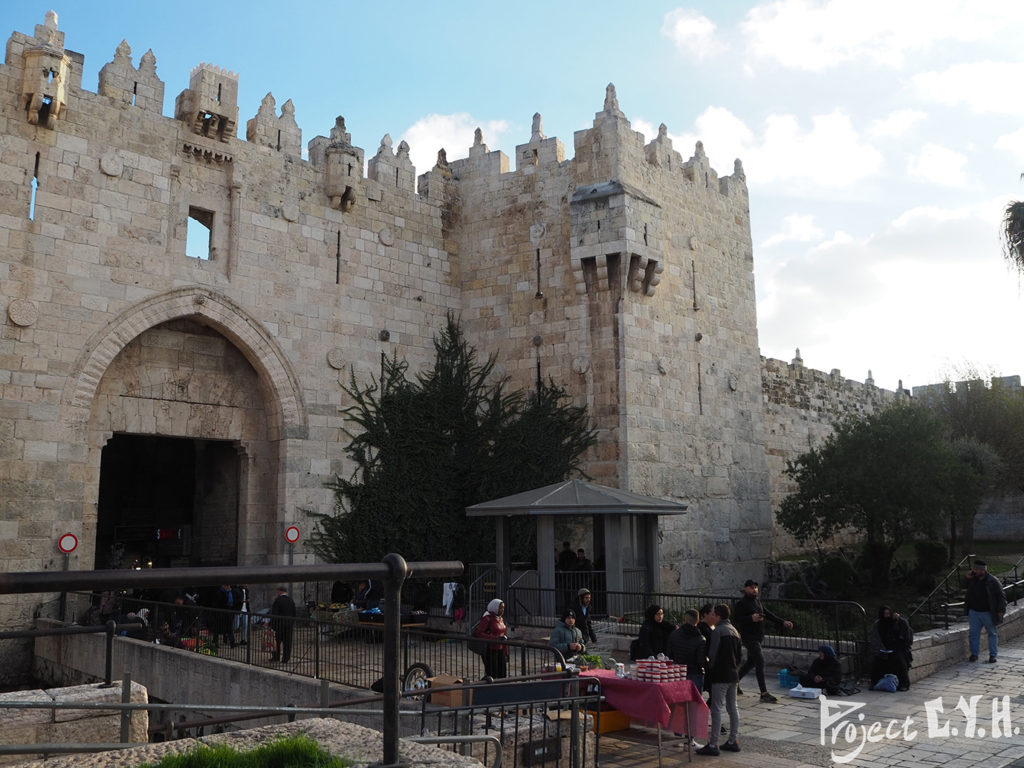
[8,299,38,327]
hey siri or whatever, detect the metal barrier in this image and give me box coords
[506,584,870,676]
[0,556,462,768]
[0,669,601,768]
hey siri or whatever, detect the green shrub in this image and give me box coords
[914,541,948,574]
[137,735,352,768]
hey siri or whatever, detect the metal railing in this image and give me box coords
[0,667,602,768]
[63,591,567,689]
[0,555,462,768]
[907,554,974,629]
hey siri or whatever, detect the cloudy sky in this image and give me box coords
[14,1,1023,390]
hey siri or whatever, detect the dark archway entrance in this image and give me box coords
[95,434,241,570]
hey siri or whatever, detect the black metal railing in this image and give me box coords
[906,554,973,629]
[65,591,568,690]
[0,556,462,768]
[0,668,601,768]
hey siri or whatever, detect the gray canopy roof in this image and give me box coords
[465,479,687,517]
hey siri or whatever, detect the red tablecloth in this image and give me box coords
[581,668,710,737]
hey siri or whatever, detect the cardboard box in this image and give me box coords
[427,674,466,708]
[585,706,631,734]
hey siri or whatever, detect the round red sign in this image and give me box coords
[57,533,78,554]
[285,525,300,544]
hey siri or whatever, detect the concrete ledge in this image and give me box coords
[8,717,484,768]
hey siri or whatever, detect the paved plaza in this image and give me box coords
[599,632,1024,768]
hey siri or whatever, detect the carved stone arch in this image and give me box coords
[62,287,307,441]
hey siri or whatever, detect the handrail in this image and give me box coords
[0,556,463,768]
[906,554,973,626]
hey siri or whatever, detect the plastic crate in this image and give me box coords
[778,669,799,689]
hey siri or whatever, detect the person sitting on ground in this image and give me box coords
[549,608,586,661]
[799,645,842,695]
[669,609,708,694]
[869,605,913,691]
[634,604,673,659]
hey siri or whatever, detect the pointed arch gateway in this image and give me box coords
[63,287,308,570]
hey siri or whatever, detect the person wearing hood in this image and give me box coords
[869,605,913,691]
[799,645,842,695]
[669,609,708,694]
[474,598,509,678]
[549,608,586,660]
[634,604,673,659]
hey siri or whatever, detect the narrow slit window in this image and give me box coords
[29,152,40,221]
[132,81,137,106]
[186,207,214,260]
[335,231,341,285]
[535,248,543,298]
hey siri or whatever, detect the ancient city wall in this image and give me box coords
[762,356,904,555]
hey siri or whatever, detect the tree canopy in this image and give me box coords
[310,315,597,566]
[1002,199,1024,273]
[777,403,957,587]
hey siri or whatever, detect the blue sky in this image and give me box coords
[9,2,1024,389]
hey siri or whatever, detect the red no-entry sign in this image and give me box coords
[57,533,78,554]
[285,526,300,544]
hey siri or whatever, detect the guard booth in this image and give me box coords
[466,479,687,621]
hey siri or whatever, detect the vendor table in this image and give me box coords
[581,668,709,765]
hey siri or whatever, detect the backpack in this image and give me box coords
[467,618,487,655]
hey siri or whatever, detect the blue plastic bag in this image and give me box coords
[872,674,898,693]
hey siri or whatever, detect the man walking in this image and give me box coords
[733,580,792,702]
[965,560,1007,663]
[270,585,296,663]
[696,604,742,756]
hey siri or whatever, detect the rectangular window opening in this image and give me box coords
[186,207,214,260]
[29,152,40,221]
[606,253,622,294]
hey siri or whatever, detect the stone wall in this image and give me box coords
[0,680,148,764]
[762,356,904,555]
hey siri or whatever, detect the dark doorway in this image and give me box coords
[96,434,240,570]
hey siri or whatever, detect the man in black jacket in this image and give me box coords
[573,588,598,645]
[696,604,743,756]
[669,609,707,694]
[965,560,1007,663]
[270,586,297,663]
[733,580,792,703]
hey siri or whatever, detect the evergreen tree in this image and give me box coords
[311,315,596,565]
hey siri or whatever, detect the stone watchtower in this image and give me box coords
[423,85,771,591]
[174,63,239,143]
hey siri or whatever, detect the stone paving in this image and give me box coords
[598,633,1024,767]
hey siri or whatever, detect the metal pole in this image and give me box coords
[103,620,116,687]
[119,672,131,743]
[59,553,69,622]
[377,553,409,768]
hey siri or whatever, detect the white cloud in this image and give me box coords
[756,196,1022,387]
[655,106,883,191]
[400,114,511,179]
[741,0,1024,71]
[907,143,968,187]
[662,8,720,59]
[761,214,824,247]
[869,109,926,138]
[995,128,1024,164]
[913,62,1024,115]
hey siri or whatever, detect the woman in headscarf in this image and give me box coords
[635,604,673,659]
[799,644,842,694]
[474,598,509,678]
[869,605,913,691]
